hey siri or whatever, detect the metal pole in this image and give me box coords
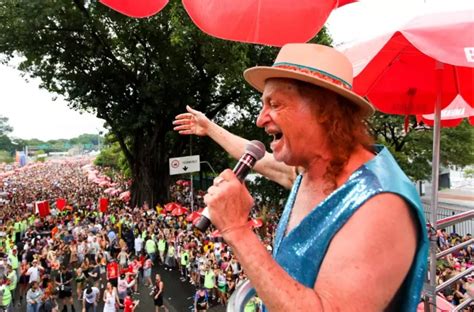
[190,136,194,212]
[427,61,443,311]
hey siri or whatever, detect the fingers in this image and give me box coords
[173,114,195,134]
[186,105,199,114]
[173,113,193,122]
[213,176,225,187]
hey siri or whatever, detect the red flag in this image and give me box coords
[36,201,50,217]
[99,198,109,213]
[56,198,66,211]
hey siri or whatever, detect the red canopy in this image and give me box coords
[421,95,474,128]
[164,202,182,212]
[171,206,189,216]
[186,211,202,222]
[119,191,131,202]
[343,9,474,115]
[100,0,168,18]
[100,0,355,46]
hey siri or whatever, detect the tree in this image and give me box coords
[368,113,474,181]
[0,0,285,206]
[0,115,15,153]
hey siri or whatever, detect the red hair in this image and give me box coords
[293,80,374,193]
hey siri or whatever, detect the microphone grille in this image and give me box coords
[246,140,266,161]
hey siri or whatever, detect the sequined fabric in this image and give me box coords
[270,146,428,311]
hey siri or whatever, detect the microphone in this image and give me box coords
[194,140,266,232]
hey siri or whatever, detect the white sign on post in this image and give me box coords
[169,155,200,175]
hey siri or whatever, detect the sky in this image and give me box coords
[1,65,106,141]
[0,0,470,141]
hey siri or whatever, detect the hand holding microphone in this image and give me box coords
[195,140,266,232]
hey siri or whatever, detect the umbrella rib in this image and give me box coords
[365,50,404,96]
[453,66,460,94]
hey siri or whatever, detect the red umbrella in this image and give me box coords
[420,95,474,128]
[100,0,355,46]
[119,191,131,202]
[344,10,473,115]
[100,0,168,18]
[164,202,182,212]
[171,206,189,216]
[186,211,202,222]
[341,5,474,310]
[247,218,263,229]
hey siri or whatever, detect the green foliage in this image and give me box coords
[94,142,121,168]
[94,140,131,177]
[0,116,13,136]
[368,113,474,181]
[14,134,101,153]
[464,168,474,179]
[249,176,289,208]
[0,116,16,153]
[0,150,14,163]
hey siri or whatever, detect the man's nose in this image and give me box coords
[256,107,269,128]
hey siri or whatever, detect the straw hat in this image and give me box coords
[244,43,374,116]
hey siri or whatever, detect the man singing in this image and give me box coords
[191,44,427,311]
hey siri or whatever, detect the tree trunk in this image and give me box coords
[129,131,170,208]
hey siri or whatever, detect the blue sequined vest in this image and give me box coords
[271,146,428,311]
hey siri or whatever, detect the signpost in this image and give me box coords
[169,155,200,175]
[169,155,200,211]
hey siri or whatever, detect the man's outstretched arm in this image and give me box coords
[173,105,296,189]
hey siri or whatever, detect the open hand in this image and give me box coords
[173,105,210,136]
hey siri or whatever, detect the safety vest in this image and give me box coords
[181,251,189,266]
[20,220,27,232]
[204,270,215,289]
[13,222,21,233]
[145,239,156,254]
[0,285,12,306]
[158,239,166,252]
[167,245,175,257]
[8,253,18,270]
[7,270,16,291]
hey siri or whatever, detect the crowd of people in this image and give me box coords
[0,159,275,312]
[436,229,474,307]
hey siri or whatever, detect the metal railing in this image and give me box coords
[424,208,474,311]
[422,199,474,236]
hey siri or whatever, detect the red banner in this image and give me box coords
[56,198,66,211]
[36,201,50,218]
[99,198,109,213]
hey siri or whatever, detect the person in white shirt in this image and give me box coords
[134,236,143,257]
[82,284,100,312]
[103,282,121,312]
[26,260,42,284]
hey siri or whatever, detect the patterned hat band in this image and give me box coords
[272,62,353,90]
